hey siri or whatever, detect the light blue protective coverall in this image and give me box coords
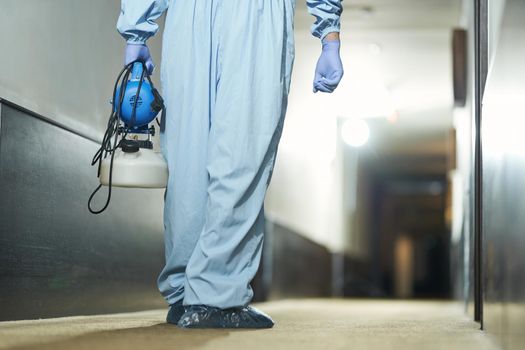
[117,0,342,309]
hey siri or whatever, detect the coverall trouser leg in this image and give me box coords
[158,0,295,309]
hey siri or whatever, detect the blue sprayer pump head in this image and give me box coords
[88,61,166,215]
[115,62,160,128]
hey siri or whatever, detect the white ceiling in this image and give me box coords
[287,0,462,156]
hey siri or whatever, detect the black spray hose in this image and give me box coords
[88,61,157,214]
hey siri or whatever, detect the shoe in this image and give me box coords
[166,300,185,324]
[177,305,274,329]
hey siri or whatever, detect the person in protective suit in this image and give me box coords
[117,0,344,329]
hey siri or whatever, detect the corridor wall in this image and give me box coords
[0,1,166,321]
[482,0,525,348]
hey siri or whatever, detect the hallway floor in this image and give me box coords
[0,300,499,350]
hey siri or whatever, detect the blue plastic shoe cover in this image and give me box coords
[166,301,185,325]
[177,305,274,329]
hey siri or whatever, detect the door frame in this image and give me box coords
[473,0,488,327]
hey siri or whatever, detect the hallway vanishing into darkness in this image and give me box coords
[2,0,525,349]
[0,300,499,350]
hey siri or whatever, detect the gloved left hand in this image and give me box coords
[124,43,155,75]
[313,40,344,93]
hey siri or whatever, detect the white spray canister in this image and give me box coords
[100,144,168,189]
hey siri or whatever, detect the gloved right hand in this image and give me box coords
[124,43,155,75]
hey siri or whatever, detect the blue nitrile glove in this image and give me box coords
[313,40,344,93]
[124,43,155,75]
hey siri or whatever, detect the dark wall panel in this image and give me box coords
[0,102,166,321]
[267,222,332,298]
[254,221,378,300]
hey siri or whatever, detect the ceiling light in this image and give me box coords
[341,118,370,147]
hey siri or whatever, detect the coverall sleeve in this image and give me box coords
[306,0,343,40]
[117,0,170,44]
